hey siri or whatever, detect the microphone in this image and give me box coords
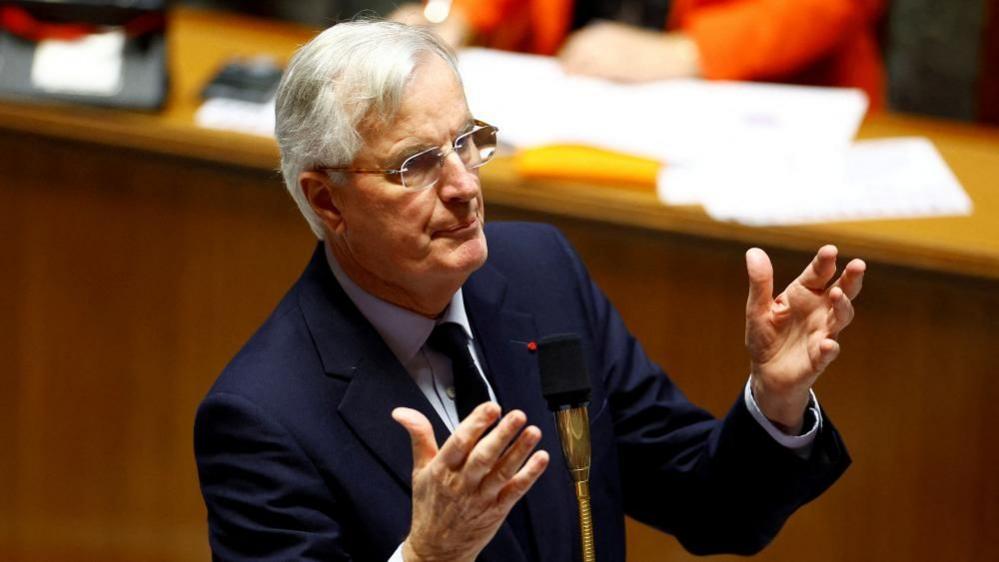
[537,334,595,562]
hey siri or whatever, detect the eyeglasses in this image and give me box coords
[317,119,498,191]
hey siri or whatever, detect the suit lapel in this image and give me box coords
[337,353,452,491]
[297,245,450,491]
[465,263,578,562]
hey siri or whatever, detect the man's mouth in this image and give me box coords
[436,216,478,236]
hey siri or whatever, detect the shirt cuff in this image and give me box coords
[743,377,822,452]
[388,542,406,562]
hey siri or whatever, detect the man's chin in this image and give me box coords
[456,231,488,271]
[440,230,487,276]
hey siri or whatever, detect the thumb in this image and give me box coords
[815,338,841,374]
[745,248,774,316]
[392,407,438,470]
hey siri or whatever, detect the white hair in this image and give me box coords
[274,20,461,239]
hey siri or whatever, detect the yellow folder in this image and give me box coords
[514,145,662,187]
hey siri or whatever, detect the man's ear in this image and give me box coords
[300,171,344,233]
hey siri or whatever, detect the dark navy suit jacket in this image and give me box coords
[195,222,850,561]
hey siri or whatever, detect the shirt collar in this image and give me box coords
[324,244,474,364]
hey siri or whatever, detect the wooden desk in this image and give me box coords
[1,7,996,562]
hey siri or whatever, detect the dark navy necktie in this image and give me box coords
[428,323,538,559]
[427,322,491,420]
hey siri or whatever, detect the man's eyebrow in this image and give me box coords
[391,140,435,160]
[386,118,477,165]
[382,138,436,168]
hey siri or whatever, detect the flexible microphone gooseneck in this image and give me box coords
[537,334,595,562]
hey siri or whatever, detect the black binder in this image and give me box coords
[0,0,168,110]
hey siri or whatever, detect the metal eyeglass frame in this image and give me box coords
[315,119,498,190]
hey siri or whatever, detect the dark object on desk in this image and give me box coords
[179,0,402,27]
[885,0,986,121]
[201,58,282,103]
[0,0,168,110]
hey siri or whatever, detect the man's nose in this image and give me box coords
[437,152,480,202]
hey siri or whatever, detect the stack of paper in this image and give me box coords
[458,48,973,225]
[195,97,275,138]
[459,49,867,165]
[658,138,972,225]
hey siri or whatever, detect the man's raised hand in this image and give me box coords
[393,403,549,562]
[744,246,866,432]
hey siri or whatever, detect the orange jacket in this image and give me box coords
[452,0,885,109]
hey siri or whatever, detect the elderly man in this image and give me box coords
[194,20,866,562]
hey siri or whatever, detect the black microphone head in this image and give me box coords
[537,334,592,410]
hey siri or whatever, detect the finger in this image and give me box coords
[557,31,583,62]
[745,248,774,315]
[834,258,866,300]
[559,47,590,75]
[392,407,439,471]
[828,287,855,337]
[438,402,501,469]
[463,410,529,485]
[496,450,550,508]
[796,245,839,292]
[815,338,841,373]
[557,47,579,74]
[479,425,542,497]
[558,29,599,74]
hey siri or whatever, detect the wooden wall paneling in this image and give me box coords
[0,131,314,561]
[0,130,26,552]
[2,130,998,560]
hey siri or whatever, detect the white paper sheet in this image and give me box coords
[458,48,868,165]
[658,137,972,226]
[459,49,971,226]
[195,97,276,138]
[31,30,125,96]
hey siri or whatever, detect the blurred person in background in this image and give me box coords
[394,0,885,109]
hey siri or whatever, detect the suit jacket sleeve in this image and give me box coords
[550,227,850,555]
[678,0,884,81]
[452,0,524,34]
[194,392,353,561]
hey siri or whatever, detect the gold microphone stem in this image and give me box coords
[554,407,595,562]
[576,480,596,562]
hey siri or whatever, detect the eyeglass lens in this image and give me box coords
[400,126,498,189]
